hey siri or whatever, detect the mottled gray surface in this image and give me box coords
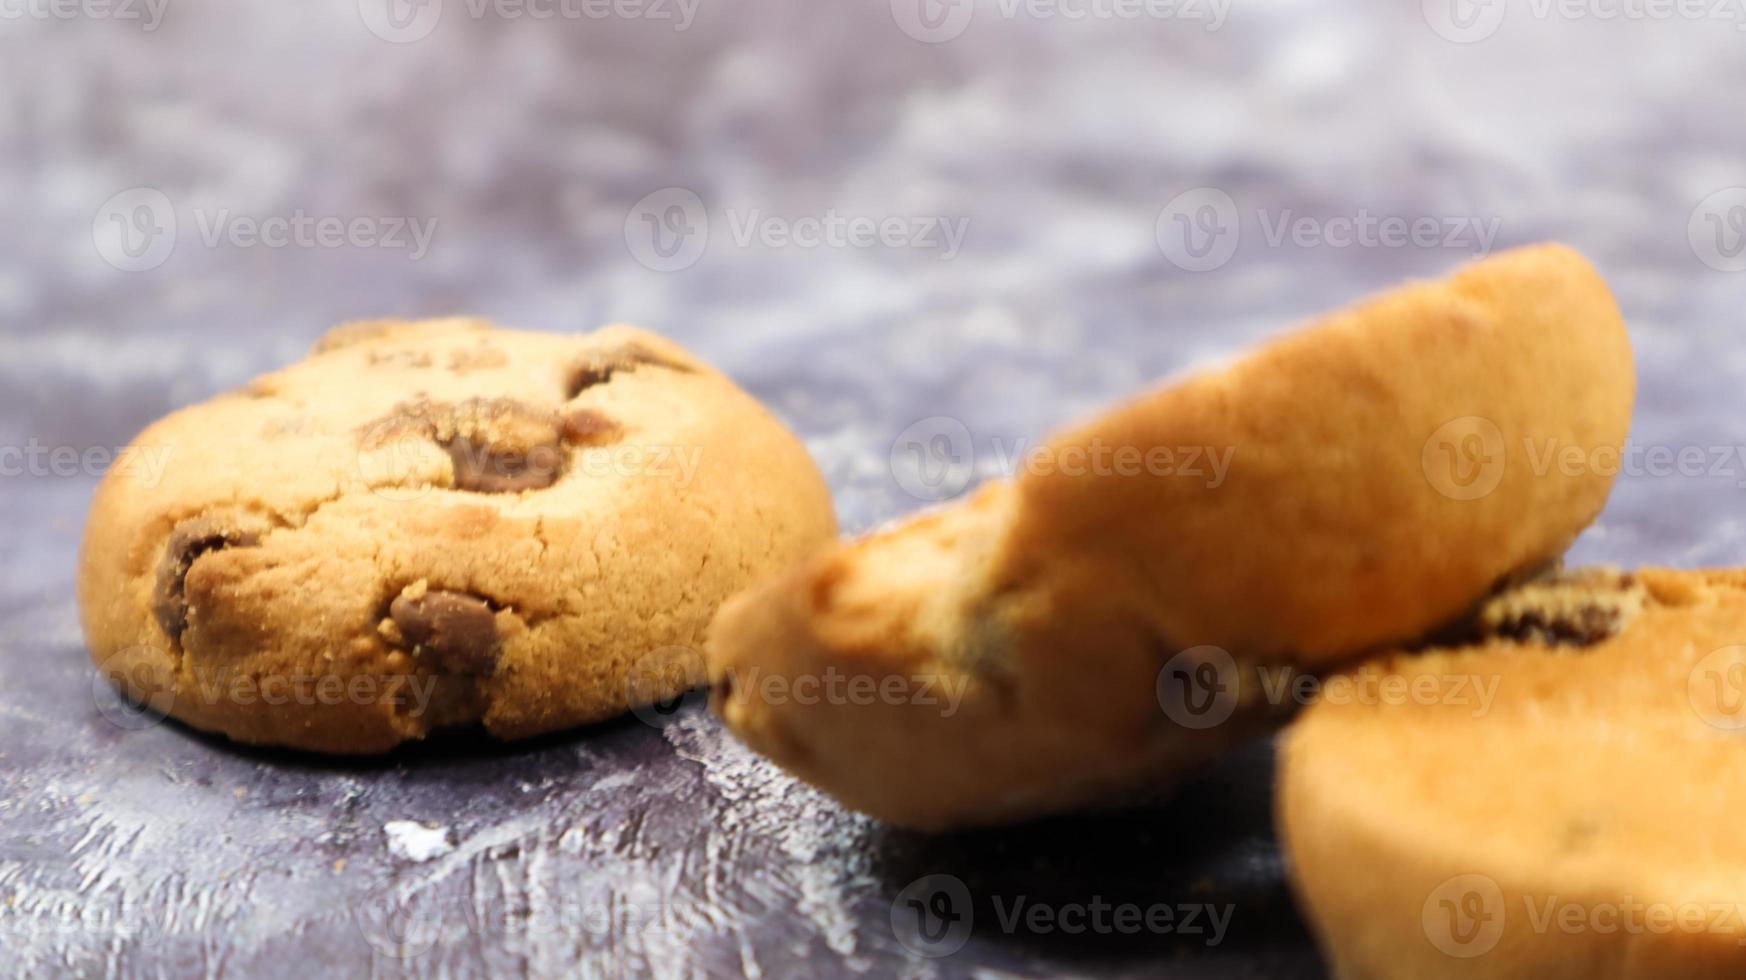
[4,1,1746,976]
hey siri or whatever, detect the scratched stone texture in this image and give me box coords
[3,1,1745,977]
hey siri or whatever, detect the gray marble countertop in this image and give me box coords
[4,1,1744,976]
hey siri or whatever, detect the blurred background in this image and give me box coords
[8,0,1746,548]
[4,1,1746,976]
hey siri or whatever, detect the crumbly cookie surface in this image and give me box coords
[1278,568,1746,979]
[709,244,1635,830]
[79,319,837,752]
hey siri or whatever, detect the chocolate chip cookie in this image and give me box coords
[79,319,837,752]
[1279,568,1746,979]
[709,244,1636,829]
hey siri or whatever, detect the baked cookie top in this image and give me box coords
[79,319,836,751]
[709,244,1636,830]
[1279,568,1746,978]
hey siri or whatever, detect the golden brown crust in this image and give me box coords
[79,319,837,752]
[709,244,1635,830]
[1278,569,1746,980]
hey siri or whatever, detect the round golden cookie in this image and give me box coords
[709,244,1636,830]
[1279,568,1746,979]
[79,319,836,752]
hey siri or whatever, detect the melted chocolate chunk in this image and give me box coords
[561,407,621,445]
[565,342,691,398]
[445,439,563,493]
[1476,569,1643,650]
[388,589,501,675]
[360,397,622,495]
[1488,603,1624,648]
[152,516,262,643]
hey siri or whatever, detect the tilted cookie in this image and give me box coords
[79,319,836,752]
[709,244,1635,829]
[1279,568,1746,979]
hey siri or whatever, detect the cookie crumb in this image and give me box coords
[383,821,454,862]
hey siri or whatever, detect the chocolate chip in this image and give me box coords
[361,396,637,495]
[565,342,691,398]
[388,589,501,675]
[361,398,571,494]
[1475,569,1644,650]
[448,398,567,493]
[1488,603,1623,648]
[445,438,563,493]
[561,407,621,445]
[152,516,262,643]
